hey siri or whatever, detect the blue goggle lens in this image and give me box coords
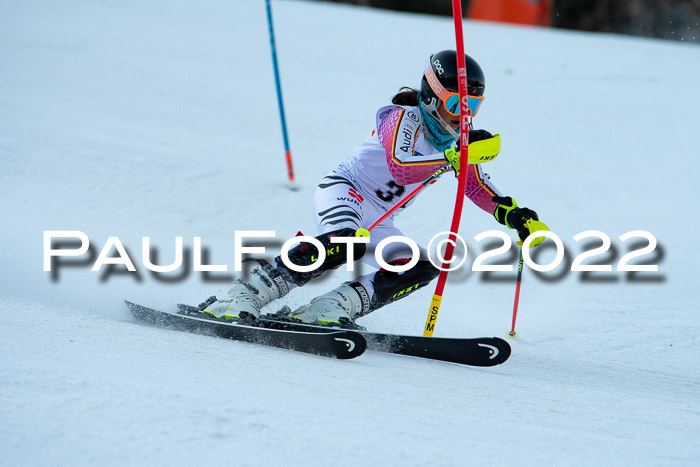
[444,94,484,117]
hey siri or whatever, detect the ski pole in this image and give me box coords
[508,219,549,337]
[265,0,296,189]
[361,161,452,234]
[356,133,498,236]
[509,247,524,337]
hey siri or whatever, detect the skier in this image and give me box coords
[197,50,547,327]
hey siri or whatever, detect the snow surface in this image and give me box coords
[2,0,699,465]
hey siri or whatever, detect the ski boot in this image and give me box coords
[286,282,370,328]
[201,260,291,321]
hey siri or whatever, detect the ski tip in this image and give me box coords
[506,329,519,340]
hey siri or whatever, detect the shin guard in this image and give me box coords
[275,228,367,286]
[369,260,440,313]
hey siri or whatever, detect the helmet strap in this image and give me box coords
[418,94,457,151]
[432,110,459,140]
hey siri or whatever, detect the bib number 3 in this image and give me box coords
[375,181,406,202]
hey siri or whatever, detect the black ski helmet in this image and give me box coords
[420,50,485,116]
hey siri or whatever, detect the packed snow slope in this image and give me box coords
[2,0,699,465]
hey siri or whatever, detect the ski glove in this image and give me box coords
[492,195,548,248]
[443,130,501,177]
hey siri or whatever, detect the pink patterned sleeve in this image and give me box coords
[377,107,448,186]
[464,163,501,214]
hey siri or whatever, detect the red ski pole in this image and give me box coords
[362,162,452,234]
[509,247,524,337]
[508,220,548,337]
[360,144,499,235]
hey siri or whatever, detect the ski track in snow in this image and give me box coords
[1,0,699,465]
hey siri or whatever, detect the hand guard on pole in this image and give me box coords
[444,147,461,177]
[444,130,501,176]
[492,195,549,248]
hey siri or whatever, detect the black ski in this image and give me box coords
[257,316,511,367]
[125,301,366,360]
[177,304,511,367]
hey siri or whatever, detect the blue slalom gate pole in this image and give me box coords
[265,0,296,189]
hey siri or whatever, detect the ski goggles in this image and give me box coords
[425,67,484,117]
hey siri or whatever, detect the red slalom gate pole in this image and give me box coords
[423,0,471,337]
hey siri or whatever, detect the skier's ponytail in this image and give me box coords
[391,87,419,106]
